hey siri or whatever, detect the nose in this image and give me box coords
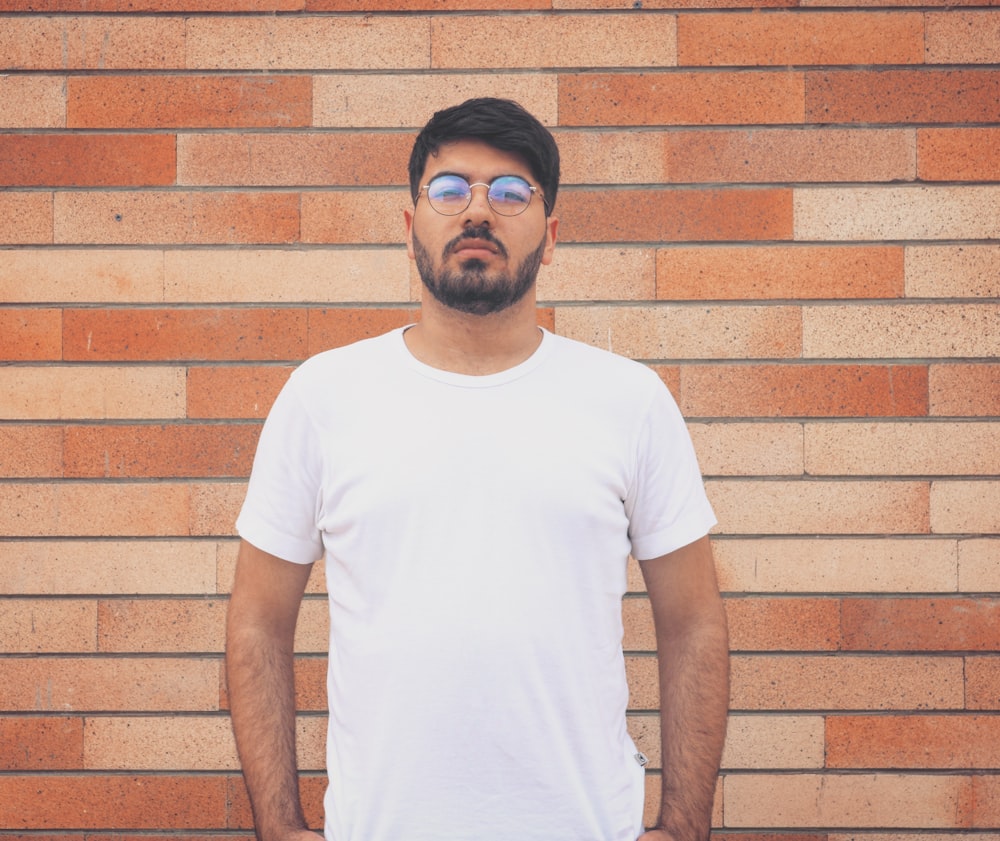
[462,182,495,226]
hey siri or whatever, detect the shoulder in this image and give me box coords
[546,331,665,394]
[291,327,406,385]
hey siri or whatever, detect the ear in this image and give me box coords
[404,208,416,260]
[540,215,559,266]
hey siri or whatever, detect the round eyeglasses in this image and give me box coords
[419,174,547,217]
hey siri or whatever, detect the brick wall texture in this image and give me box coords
[1,0,998,837]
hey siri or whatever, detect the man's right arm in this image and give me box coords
[226,538,322,841]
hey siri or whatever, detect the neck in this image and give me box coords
[404,292,543,375]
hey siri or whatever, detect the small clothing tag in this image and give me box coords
[634,752,648,767]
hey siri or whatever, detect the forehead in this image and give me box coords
[420,138,533,182]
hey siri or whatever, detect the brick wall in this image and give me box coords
[1,0,998,836]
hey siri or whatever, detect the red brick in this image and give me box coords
[806,69,1000,124]
[827,714,1000,768]
[842,598,1000,652]
[929,363,1000,417]
[966,655,1000,710]
[187,366,295,419]
[679,364,928,418]
[558,72,805,126]
[307,307,419,356]
[657,245,904,299]
[0,426,63,478]
[918,128,1000,181]
[54,191,300,245]
[725,597,841,652]
[0,192,52,244]
[0,0,299,6]
[178,132,410,186]
[0,774,228,830]
[0,717,83,770]
[665,128,914,184]
[0,308,62,360]
[308,0,547,8]
[649,365,681,403]
[558,189,793,243]
[0,134,175,187]
[678,11,923,66]
[62,308,308,362]
[300,190,407,245]
[67,75,312,129]
[63,423,260,478]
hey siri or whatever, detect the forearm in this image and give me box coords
[654,610,729,841]
[227,618,309,841]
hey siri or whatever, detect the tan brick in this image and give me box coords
[313,73,557,128]
[433,13,676,69]
[678,12,923,66]
[918,128,1000,182]
[725,596,841,651]
[926,11,1000,63]
[164,249,410,303]
[0,365,185,420]
[966,656,1000,711]
[0,16,184,70]
[189,481,246,537]
[54,191,300,245]
[0,539,220,595]
[301,190,409,245]
[538,247,656,301]
[688,422,803,476]
[724,773,970,829]
[559,71,805,126]
[0,308,62,360]
[185,15,428,69]
[557,131,668,185]
[722,714,825,770]
[658,245,904,300]
[804,422,1000,476]
[730,654,964,711]
[1,600,96,653]
[842,597,1000,652]
[0,426,63,478]
[0,249,165,303]
[0,75,65,128]
[931,481,1000,534]
[958,539,1000,593]
[0,192,52,244]
[794,186,1000,241]
[706,480,930,535]
[555,305,801,360]
[0,717,83,771]
[905,245,1000,298]
[702,538,960,594]
[0,657,220,712]
[802,303,1000,359]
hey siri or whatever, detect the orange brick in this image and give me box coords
[187,365,294,419]
[926,11,1000,64]
[648,365,681,403]
[1,599,96,653]
[0,774,228,830]
[307,307,419,356]
[0,191,52,244]
[432,13,676,69]
[930,364,1000,417]
[308,0,548,9]
[678,11,923,66]
[558,72,805,126]
[62,308,308,362]
[0,134,175,187]
[827,714,1000,768]
[707,479,930,535]
[931,481,1000,535]
[178,132,410,187]
[906,245,1000,298]
[971,775,1000,828]
[189,481,246,537]
[558,188,793,243]
[0,426,63,478]
[0,17,184,70]
[0,75,64,128]
[665,128,914,184]
[842,597,1000,652]
[63,423,260,478]
[67,75,311,129]
[724,597,841,652]
[966,655,1000,711]
[0,249,165,303]
[730,654,964,711]
[0,308,62,360]
[679,365,928,418]
[301,190,408,245]
[805,69,1000,124]
[0,657,220,712]
[0,0,301,7]
[918,128,1000,181]
[0,717,83,771]
[54,191,300,245]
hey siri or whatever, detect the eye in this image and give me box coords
[427,175,471,203]
[489,176,532,206]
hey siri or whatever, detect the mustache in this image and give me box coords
[444,226,508,259]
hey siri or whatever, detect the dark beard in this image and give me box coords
[412,226,547,316]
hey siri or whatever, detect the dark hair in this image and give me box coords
[408,97,560,215]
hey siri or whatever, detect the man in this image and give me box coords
[226,97,729,841]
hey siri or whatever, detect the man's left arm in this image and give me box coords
[637,535,729,841]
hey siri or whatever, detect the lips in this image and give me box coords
[452,238,499,257]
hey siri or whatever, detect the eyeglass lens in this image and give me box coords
[425,175,535,216]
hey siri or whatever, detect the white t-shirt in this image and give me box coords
[237,327,716,841]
